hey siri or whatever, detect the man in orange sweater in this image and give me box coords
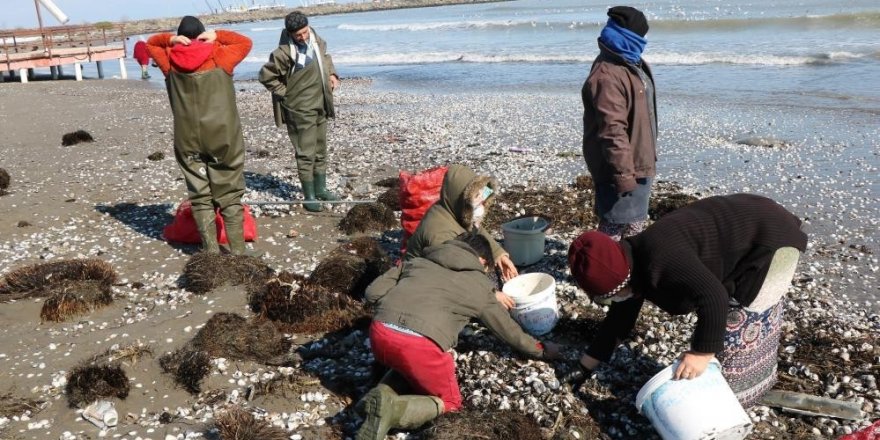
[147,16,255,255]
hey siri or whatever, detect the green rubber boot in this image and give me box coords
[314,173,339,201]
[300,179,323,212]
[356,385,443,440]
[191,204,220,253]
[219,204,246,255]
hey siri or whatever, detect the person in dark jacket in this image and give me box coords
[359,232,561,440]
[259,11,340,212]
[566,194,807,407]
[147,16,254,255]
[582,6,657,241]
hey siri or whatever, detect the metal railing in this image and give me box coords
[1,23,128,71]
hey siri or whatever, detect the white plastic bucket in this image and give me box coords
[501,216,550,266]
[635,360,753,440]
[502,273,558,336]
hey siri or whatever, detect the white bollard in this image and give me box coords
[74,62,82,81]
[19,68,28,83]
[118,58,127,79]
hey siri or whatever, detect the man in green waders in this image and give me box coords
[147,16,255,254]
[259,11,340,212]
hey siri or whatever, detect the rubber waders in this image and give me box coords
[220,204,246,255]
[314,173,339,201]
[300,179,323,212]
[191,205,220,253]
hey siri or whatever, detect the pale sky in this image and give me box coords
[1,0,362,30]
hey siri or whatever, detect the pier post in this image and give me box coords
[74,62,82,81]
[57,65,64,77]
[27,68,35,80]
[96,61,104,79]
[19,68,28,83]
[50,66,58,79]
[118,58,127,79]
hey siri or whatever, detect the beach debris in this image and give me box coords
[160,313,291,394]
[649,191,699,220]
[377,186,401,211]
[413,408,544,439]
[736,136,790,148]
[81,400,118,429]
[147,151,165,161]
[0,258,117,301]
[0,167,9,195]
[65,361,129,408]
[249,271,369,334]
[760,390,864,420]
[373,177,399,188]
[572,174,594,191]
[16,220,31,227]
[213,405,289,440]
[338,202,398,235]
[308,237,392,300]
[91,342,154,366]
[0,392,45,418]
[159,349,211,394]
[40,279,113,322]
[253,148,271,158]
[180,252,273,294]
[482,183,596,235]
[61,130,94,146]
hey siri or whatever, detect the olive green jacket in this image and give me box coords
[259,29,337,126]
[366,241,545,358]
[406,165,507,261]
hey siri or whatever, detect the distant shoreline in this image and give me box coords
[119,0,511,35]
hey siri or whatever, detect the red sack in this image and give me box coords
[163,200,257,245]
[399,166,448,253]
[839,420,880,440]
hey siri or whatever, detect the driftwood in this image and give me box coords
[760,390,864,421]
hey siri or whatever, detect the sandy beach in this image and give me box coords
[0,77,878,440]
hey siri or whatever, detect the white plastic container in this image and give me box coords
[501,216,550,266]
[635,360,753,440]
[82,400,118,430]
[502,273,558,336]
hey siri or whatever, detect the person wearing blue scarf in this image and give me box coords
[580,6,658,243]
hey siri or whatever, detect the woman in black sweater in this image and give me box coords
[567,193,807,406]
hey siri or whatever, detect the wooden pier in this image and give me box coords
[1,24,128,83]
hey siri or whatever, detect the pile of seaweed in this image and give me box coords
[338,202,397,235]
[180,253,274,294]
[0,259,118,322]
[61,129,94,146]
[0,167,9,196]
[159,313,291,394]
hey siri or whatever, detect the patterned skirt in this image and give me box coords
[717,301,783,408]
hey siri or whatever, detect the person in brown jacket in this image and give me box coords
[147,16,254,254]
[582,6,657,241]
[358,231,561,440]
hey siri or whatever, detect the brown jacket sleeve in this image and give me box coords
[213,30,253,75]
[588,68,637,193]
[146,33,174,76]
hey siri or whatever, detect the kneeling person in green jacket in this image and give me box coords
[358,231,561,440]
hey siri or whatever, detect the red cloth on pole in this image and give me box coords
[369,321,461,411]
[133,41,150,66]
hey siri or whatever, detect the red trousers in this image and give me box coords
[369,321,462,411]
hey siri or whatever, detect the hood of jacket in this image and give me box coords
[438,164,498,229]
[170,40,214,73]
[422,240,488,273]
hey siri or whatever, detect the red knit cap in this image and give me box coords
[568,231,630,298]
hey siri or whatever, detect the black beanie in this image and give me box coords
[285,11,309,33]
[177,16,205,39]
[608,6,649,37]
